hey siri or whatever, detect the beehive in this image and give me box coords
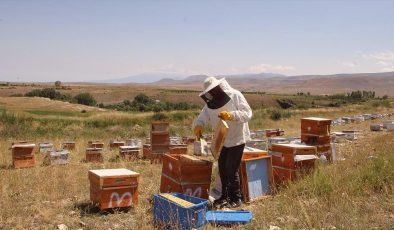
[85,148,103,163]
[160,154,213,199]
[119,146,140,161]
[44,150,69,165]
[109,140,125,149]
[88,140,104,149]
[39,142,54,153]
[62,141,76,150]
[11,143,36,169]
[151,122,170,161]
[89,168,140,210]
[270,143,318,185]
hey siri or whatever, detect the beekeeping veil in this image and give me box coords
[199,77,231,109]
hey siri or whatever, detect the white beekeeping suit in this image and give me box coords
[194,77,252,147]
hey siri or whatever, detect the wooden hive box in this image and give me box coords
[88,140,104,149]
[11,143,35,157]
[44,150,69,165]
[169,144,188,155]
[160,154,213,199]
[85,148,103,163]
[89,168,140,210]
[301,134,331,145]
[151,121,170,132]
[240,147,273,202]
[62,141,76,150]
[270,143,318,169]
[301,117,332,136]
[109,140,125,149]
[119,146,140,161]
[142,144,151,159]
[11,143,36,169]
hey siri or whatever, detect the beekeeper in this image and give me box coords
[193,76,252,208]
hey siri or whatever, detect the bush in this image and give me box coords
[152,112,168,121]
[74,93,96,106]
[270,110,282,120]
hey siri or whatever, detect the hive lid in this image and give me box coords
[302,117,331,121]
[89,168,139,177]
[272,143,316,149]
[206,210,253,225]
[12,143,36,148]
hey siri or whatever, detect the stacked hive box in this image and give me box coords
[301,117,332,161]
[89,168,140,210]
[240,147,273,202]
[150,122,170,163]
[270,143,318,184]
[160,154,213,199]
[11,142,36,169]
[119,146,140,161]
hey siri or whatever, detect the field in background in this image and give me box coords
[0,94,393,229]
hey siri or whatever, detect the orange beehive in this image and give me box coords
[86,148,103,163]
[160,154,212,199]
[151,122,170,163]
[109,140,125,149]
[142,144,151,159]
[88,140,104,149]
[119,146,140,161]
[270,143,318,185]
[169,144,188,155]
[89,168,140,210]
[11,143,36,169]
[62,141,76,150]
[301,117,331,136]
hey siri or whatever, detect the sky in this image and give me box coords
[0,0,394,82]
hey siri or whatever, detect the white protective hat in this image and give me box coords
[198,77,225,97]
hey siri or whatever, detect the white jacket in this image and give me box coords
[194,79,252,148]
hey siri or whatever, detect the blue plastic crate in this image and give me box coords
[206,210,253,225]
[153,193,208,230]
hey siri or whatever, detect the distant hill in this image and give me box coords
[150,71,394,96]
[97,73,186,84]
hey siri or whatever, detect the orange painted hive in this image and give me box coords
[160,154,213,199]
[85,148,103,163]
[11,143,36,169]
[89,168,140,210]
[270,143,318,184]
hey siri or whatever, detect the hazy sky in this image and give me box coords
[1,0,394,82]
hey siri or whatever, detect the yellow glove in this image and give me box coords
[194,125,203,139]
[218,111,232,120]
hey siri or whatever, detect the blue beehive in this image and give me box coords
[153,192,208,230]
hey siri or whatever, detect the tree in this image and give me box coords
[55,81,61,88]
[74,93,96,106]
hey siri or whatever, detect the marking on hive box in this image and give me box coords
[169,162,173,171]
[185,187,202,197]
[108,192,132,208]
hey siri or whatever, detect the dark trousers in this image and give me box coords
[218,143,245,201]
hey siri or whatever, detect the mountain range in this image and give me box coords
[97,71,394,96]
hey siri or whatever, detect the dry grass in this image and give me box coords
[0,96,393,229]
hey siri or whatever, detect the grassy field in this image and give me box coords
[0,96,393,229]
